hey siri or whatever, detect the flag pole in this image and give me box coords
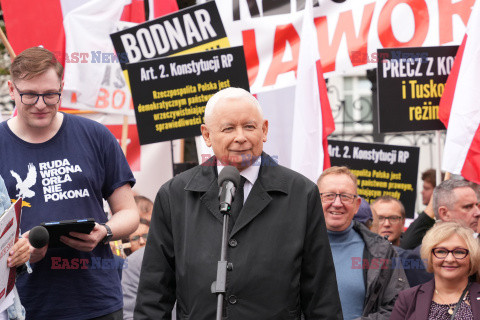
[435,130,443,183]
[0,27,16,59]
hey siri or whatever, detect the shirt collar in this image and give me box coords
[217,157,261,186]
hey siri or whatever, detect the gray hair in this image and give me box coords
[204,87,263,126]
[433,179,473,219]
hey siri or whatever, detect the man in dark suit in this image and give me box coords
[135,87,342,319]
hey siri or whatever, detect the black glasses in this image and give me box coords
[378,216,404,225]
[432,247,469,259]
[13,82,61,106]
[320,192,357,204]
[130,233,148,242]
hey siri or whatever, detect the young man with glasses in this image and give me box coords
[0,47,139,320]
[371,196,406,247]
[317,166,409,320]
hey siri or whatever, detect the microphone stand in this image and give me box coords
[211,189,234,320]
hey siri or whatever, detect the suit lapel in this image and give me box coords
[186,153,288,231]
[230,153,287,237]
[185,158,224,224]
[200,180,223,223]
[416,280,434,319]
[230,179,272,237]
[469,282,480,317]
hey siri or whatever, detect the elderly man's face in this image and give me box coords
[318,174,361,232]
[442,187,480,231]
[201,97,268,171]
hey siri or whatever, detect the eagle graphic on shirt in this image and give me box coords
[10,163,37,199]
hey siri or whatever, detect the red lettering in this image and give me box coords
[242,29,260,87]
[51,257,61,269]
[80,258,89,269]
[315,3,376,73]
[95,88,109,109]
[438,0,475,44]
[79,52,89,63]
[263,24,300,87]
[378,0,429,48]
[112,90,126,110]
[70,52,79,64]
[381,258,389,269]
[61,258,71,270]
[70,258,79,269]
[362,259,370,269]
[351,257,362,269]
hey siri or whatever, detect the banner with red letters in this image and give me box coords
[216,0,476,93]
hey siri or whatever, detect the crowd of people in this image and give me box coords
[1,47,480,320]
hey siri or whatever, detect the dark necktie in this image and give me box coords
[230,176,246,227]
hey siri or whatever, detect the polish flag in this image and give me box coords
[1,0,178,108]
[439,0,480,184]
[290,0,335,183]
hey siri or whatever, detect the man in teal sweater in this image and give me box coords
[317,166,409,320]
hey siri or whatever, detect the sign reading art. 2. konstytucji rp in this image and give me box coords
[328,140,419,218]
[127,46,249,145]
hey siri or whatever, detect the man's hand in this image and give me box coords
[8,237,30,268]
[22,230,48,263]
[60,223,107,252]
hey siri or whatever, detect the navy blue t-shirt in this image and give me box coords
[0,113,135,320]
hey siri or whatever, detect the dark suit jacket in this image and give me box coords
[134,153,342,320]
[390,279,480,319]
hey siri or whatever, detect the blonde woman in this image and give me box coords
[390,221,480,319]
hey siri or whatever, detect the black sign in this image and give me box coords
[328,140,419,218]
[110,1,229,70]
[377,46,458,133]
[127,47,250,145]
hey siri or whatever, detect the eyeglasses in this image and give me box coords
[432,247,469,260]
[378,216,404,224]
[13,82,61,106]
[130,233,148,242]
[320,192,357,204]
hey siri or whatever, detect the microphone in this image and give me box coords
[218,166,241,213]
[29,226,49,248]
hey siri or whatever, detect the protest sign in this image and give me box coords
[126,46,249,145]
[328,140,419,217]
[377,46,458,133]
[110,1,229,70]
[0,198,21,310]
[216,0,472,93]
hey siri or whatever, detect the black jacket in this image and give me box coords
[353,221,409,319]
[135,154,342,319]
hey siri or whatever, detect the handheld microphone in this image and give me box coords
[218,166,241,213]
[29,226,49,248]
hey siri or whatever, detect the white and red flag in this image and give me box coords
[290,0,335,182]
[1,0,178,199]
[439,0,480,184]
[1,0,178,114]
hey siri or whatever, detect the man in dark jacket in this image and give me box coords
[317,166,409,320]
[135,87,342,319]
